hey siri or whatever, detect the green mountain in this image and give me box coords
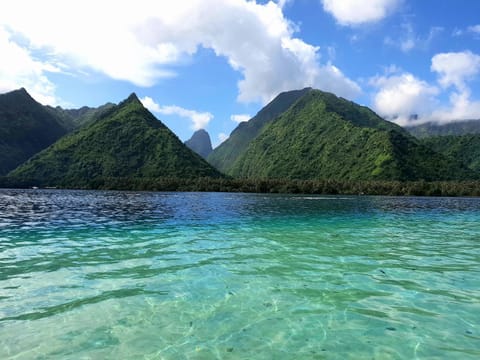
[0,88,71,175]
[228,89,476,181]
[207,87,312,173]
[406,120,480,138]
[185,129,213,158]
[46,103,116,130]
[9,93,223,186]
[420,134,480,172]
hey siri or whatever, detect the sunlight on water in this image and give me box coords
[1,190,479,359]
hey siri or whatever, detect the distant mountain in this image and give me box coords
[47,103,116,129]
[9,93,223,186]
[406,120,480,138]
[0,88,71,175]
[207,88,312,173]
[227,89,476,181]
[185,129,213,158]
[420,134,480,172]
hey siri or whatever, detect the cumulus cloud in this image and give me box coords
[430,51,480,122]
[230,114,251,123]
[140,96,213,130]
[369,71,438,125]
[370,51,480,125]
[0,0,361,106]
[0,26,58,104]
[322,0,400,26]
[431,51,480,90]
[431,90,480,123]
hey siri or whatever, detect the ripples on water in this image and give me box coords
[0,189,479,359]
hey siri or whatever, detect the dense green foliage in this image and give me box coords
[47,103,116,129]
[0,88,71,175]
[9,94,223,186]
[2,176,480,197]
[407,120,480,138]
[207,88,311,173]
[185,129,213,158]
[230,90,476,181]
[420,134,480,172]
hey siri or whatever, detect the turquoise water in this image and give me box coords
[0,190,479,359]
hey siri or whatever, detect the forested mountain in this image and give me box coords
[9,93,223,186]
[0,88,71,175]
[47,103,116,129]
[207,88,311,173]
[227,89,476,181]
[3,87,479,190]
[406,120,480,138]
[420,134,480,172]
[185,129,213,158]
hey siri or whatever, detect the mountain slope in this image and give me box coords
[406,120,480,138]
[185,129,213,158]
[0,88,71,175]
[230,89,475,181]
[9,93,223,186]
[47,103,116,130]
[420,134,480,172]
[207,88,312,173]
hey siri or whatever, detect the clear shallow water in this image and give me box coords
[0,190,479,359]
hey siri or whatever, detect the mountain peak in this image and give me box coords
[185,129,213,158]
[0,88,71,175]
[121,92,142,106]
[114,92,144,112]
[126,92,140,102]
[3,87,35,102]
[9,92,223,184]
[208,87,314,172]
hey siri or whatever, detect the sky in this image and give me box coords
[1,0,480,147]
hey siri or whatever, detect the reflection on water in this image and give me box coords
[1,189,480,359]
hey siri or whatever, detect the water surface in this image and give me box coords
[1,190,479,359]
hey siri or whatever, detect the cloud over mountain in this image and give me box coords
[0,0,360,105]
[370,50,480,125]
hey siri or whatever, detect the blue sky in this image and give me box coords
[1,0,480,147]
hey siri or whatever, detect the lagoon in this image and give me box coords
[1,189,479,359]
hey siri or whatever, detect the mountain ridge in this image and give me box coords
[207,87,312,173]
[9,92,223,186]
[0,88,71,175]
[406,119,480,138]
[228,89,476,181]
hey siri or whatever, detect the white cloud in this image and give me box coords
[0,0,361,106]
[370,51,480,125]
[431,51,480,90]
[430,51,480,122]
[468,25,480,34]
[369,71,439,125]
[140,96,162,113]
[0,26,58,105]
[140,96,213,130]
[230,114,251,123]
[431,90,480,123]
[276,0,292,8]
[322,0,400,26]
